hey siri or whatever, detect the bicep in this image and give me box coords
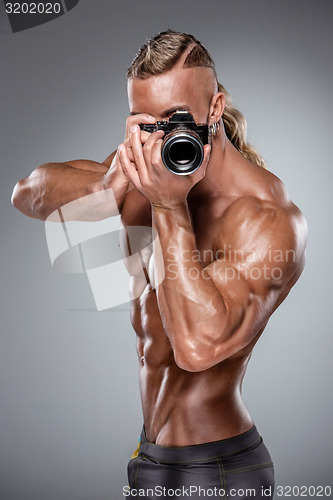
[200,201,306,357]
[62,158,109,173]
[201,259,273,363]
[204,259,262,338]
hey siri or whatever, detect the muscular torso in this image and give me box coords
[120,176,271,446]
[117,141,307,447]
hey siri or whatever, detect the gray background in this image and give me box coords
[1,0,332,499]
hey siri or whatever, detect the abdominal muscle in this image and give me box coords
[131,284,256,447]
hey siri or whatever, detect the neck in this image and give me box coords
[189,131,240,201]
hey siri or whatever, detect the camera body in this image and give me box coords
[140,111,211,175]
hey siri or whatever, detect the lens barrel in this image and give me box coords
[161,128,204,175]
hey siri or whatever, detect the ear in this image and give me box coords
[208,92,225,126]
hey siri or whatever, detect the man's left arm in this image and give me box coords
[118,124,307,372]
[151,198,307,372]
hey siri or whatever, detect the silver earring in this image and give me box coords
[209,122,220,135]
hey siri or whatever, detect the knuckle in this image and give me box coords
[124,140,130,150]
[125,117,132,130]
[133,151,142,162]
[144,142,152,153]
[141,176,151,188]
[151,155,161,168]
[141,131,150,142]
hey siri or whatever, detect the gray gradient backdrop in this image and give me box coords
[1,1,332,499]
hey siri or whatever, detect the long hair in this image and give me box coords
[127,30,266,168]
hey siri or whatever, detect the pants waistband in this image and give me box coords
[138,425,261,463]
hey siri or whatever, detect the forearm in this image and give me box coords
[152,202,229,369]
[11,161,129,221]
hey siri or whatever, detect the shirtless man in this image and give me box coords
[11,30,307,499]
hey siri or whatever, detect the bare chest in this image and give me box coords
[120,188,223,266]
[119,189,226,363]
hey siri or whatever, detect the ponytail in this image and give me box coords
[218,83,266,168]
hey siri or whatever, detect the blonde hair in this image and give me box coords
[127,30,266,168]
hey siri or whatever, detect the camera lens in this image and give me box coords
[169,141,197,166]
[161,129,204,175]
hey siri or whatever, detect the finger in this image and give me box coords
[140,130,151,145]
[151,139,164,174]
[142,130,165,170]
[124,132,151,162]
[118,144,141,188]
[125,114,156,139]
[130,125,149,179]
[125,132,150,158]
[189,144,211,183]
[123,138,133,162]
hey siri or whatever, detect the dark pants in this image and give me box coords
[127,425,274,499]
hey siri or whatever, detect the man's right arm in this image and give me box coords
[11,114,157,221]
[11,150,130,221]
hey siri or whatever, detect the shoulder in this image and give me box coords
[224,194,306,234]
[222,190,305,227]
[212,194,308,290]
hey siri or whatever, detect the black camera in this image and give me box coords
[140,111,211,175]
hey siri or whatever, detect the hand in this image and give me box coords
[104,113,156,188]
[123,113,156,163]
[118,124,211,209]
